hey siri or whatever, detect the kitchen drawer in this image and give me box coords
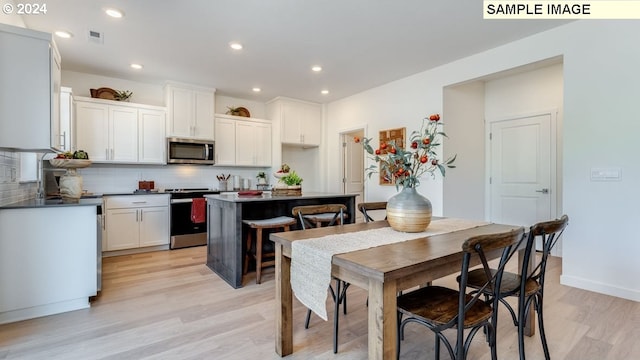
[104,194,169,209]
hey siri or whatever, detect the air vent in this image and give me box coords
[87,30,103,44]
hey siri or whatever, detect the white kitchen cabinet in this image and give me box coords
[266,97,322,147]
[214,114,272,167]
[165,84,216,140]
[0,206,97,324]
[214,116,236,165]
[138,109,166,164]
[104,195,170,251]
[0,23,62,151]
[59,87,74,152]
[75,97,166,164]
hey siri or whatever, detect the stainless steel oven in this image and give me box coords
[168,188,219,249]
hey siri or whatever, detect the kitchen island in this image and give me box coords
[0,198,101,324]
[205,192,357,288]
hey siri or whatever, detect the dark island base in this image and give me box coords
[206,193,356,288]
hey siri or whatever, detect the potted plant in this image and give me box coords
[256,171,268,185]
[114,90,133,102]
[280,170,303,188]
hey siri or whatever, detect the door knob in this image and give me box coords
[535,188,549,194]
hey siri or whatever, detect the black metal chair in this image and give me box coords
[397,227,524,359]
[291,204,348,354]
[462,215,569,360]
[357,201,387,223]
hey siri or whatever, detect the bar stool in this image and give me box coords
[242,216,297,284]
[357,201,387,223]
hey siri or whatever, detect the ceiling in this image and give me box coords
[22,0,570,103]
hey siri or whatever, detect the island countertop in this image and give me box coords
[204,191,356,203]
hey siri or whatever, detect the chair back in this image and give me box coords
[521,214,569,293]
[454,227,525,331]
[357,202,387,223]
[291,204,346,229]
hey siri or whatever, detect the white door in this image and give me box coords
[342,130,365,223]
[489,113,554,236]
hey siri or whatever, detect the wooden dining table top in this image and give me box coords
[270,219,528,359]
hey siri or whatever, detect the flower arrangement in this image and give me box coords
[356,114,456,189]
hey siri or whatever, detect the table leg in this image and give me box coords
[518,247,535,337]
[368,279,398,360]
[275,244,293,356]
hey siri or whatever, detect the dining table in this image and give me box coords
[270,218,534,360]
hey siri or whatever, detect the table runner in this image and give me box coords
[290,218,489,320]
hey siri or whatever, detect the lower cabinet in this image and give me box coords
[104,195,170,251]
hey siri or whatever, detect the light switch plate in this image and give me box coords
[590,167,622,181]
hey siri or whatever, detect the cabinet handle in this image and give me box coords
[135,209,139,222]
[105,148,108,159]
[60,132,66,150]
[132,201,147,204]
[140,209,143,222]
[110,149,114,160]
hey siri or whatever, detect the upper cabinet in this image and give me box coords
[214,114,272,167]
[164,83,216,140]
[266,97,322,147]
[0,23,62,151]
[75,97,166,164]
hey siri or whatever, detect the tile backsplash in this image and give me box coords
[0,151,37,206]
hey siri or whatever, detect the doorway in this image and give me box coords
[341,129,365,223]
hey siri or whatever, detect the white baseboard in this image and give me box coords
[560,275,640,302]
[0,298,90,325]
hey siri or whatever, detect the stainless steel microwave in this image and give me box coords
[167,138,215,165]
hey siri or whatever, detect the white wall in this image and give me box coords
[215,95,266,119]
[62,71,165,107]
[326,20,640,302]
[0,1,25,27]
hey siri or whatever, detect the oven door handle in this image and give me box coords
[171,198,194,204]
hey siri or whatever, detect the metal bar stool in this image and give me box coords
[242,216,297,284]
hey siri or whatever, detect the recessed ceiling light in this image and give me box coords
[105,8,124,18]
[321,90,329,95]
[312,66,322,72]
[130,63,143,70]
[252,87,261,92]
[229,42,243,50]
[54,31,73,39]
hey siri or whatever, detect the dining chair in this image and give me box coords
[397,227,525,360]
[357,201,387,223]
[292,204,348,228]
[461,215,569,360]
[291,204,349,354]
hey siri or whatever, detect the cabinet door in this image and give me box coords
[301,104,322,146]
[75,102,109,161]
[254,122,272,166]
[167,87,193,137]
[139,207,169,247]
[50,47,62,151]
[281,101,303,144]
[105,208,139,250]
[110,106,138,163]
[193,91,215,140]
[235,121,255,166]
[138,109,166,164]
[214,117,236,165]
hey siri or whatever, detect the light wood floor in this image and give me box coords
[1,246,639,360]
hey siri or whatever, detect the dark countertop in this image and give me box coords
[0,197,103,209]
[204,192,357,203]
